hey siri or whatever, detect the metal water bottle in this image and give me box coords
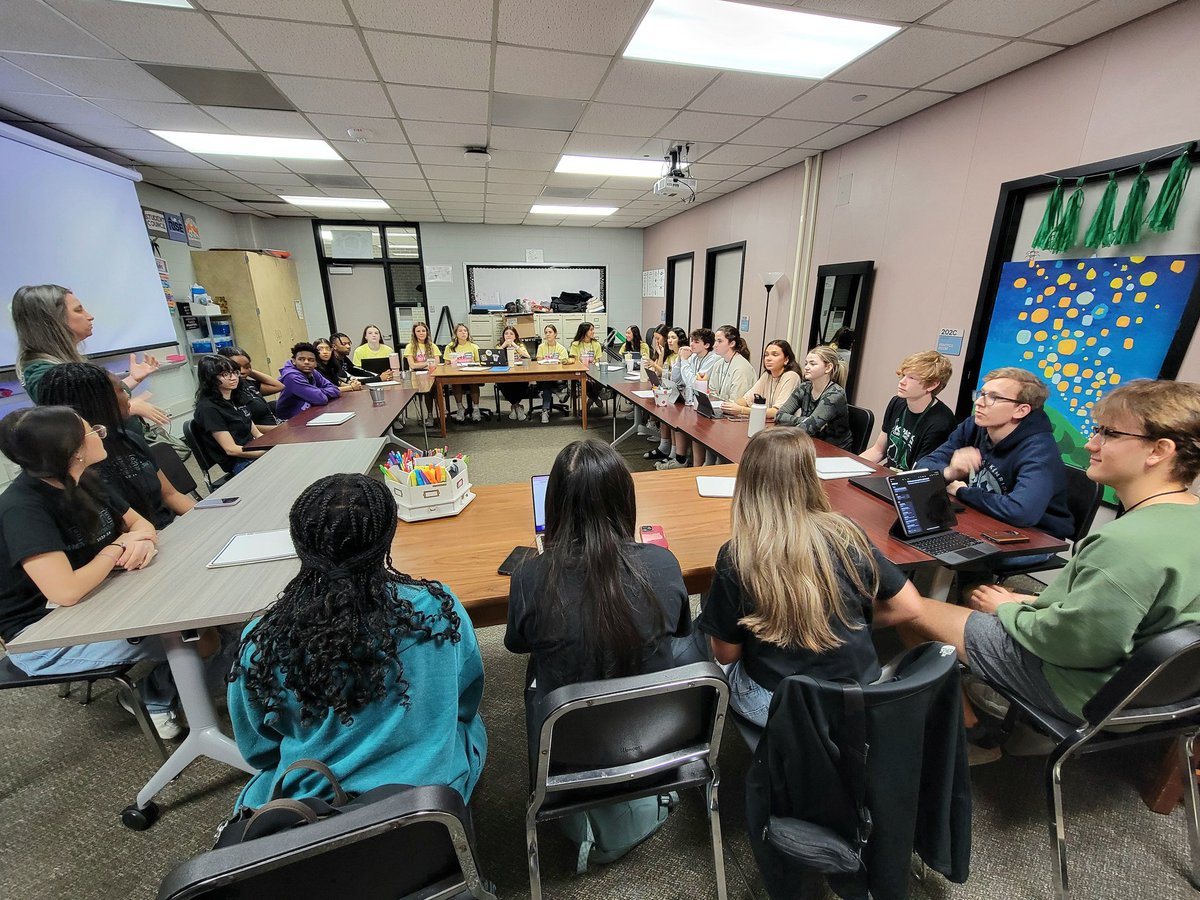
[748,397,767,437]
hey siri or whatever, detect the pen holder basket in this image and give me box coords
[388,456,474,522]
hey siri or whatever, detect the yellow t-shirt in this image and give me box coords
[536,341,568,362]
[499,340,531,359]
[403,341,441,367]
[352,343,393,368]
[444,341,481,365]
[569,339,603,364]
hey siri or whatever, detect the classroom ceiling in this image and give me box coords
[0,0,1178,228]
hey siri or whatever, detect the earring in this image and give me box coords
[74,454,84,462]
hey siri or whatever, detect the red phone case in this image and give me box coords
[640,525,669,549]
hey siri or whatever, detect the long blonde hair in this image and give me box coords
[12,284,85,377]
[808,344,848,387]
[730,428,878,650]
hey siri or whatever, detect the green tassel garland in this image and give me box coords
[1050,177,1086,252]
[1031,177,1063,250]
[1114,163,1151,245]
[1084,172,1119,249]
[1146,147,1193,234]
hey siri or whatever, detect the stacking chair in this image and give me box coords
[156,784,496,900]
[983,625,1200,899]
[525,662,729,900]
[997,464,1102,583]
[147,440,203,501]
[847,405,876,455]
[181,419,230,493]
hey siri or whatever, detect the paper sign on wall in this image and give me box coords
[642,268,665,297]
[936,327,965,356]
[740,315,750,332]
[425,265,452,283]
[526,249,544,263]
[143,207,169,239]
[164,212,187,243]
[183,214,202,248]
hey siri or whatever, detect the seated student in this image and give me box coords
[719,339,802,419]
[315,337,364,396]
[0,405,194,739]
[351,324,393,371]
[696,428,920,726]
[444,323,483,423]
[227,473,486,808]
[330,331,380,381]
[623,324,651,360]
[914,366,1072,539]
[643,324,673,378]
[274,342,342,420]
[403,321,441,426]
[645,327,693,465]
[218,346,281,431]
[505,439,691,862]
[775,345,854,450]
[38,363,194,529]
[894,379,1200,743]
[191,354,265,476]
[658,328,721,469]
[535,324,569,425]
[861,350,957,470]
[569,321,606,414]
[696,325,757,463]
[497,325,532,421]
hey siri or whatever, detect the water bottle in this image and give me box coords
[748,398,767,437]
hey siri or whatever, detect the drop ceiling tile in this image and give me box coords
[179,188,236,203]
[775,81,903,121]
[850,89,953,126]
[348,0,493,39]
[1,56,180,103]
[196,0,352,24]
[8,121,90,147]
[687,162,750,181]
[443,215,484,222]
[374,187,434,199]
[387,85,489,124]
[46,1,252,68]
[695,144,780,166]
[924,0,1089,38]
[221,186,279,200]
[493,46,610,101]
[437,200,483,210]
[729,117,832,147]
[230,171,311,186]
[595,60,717,108]
[422,165,486,181]
[485,216,527,224]
[308,112,407,143]
[1,93,133,128]
[0,59,67,96]
[562,133,648,157]
[201,107,320,137]
[398,121,484,146]
[485,201,537,212]
[1028,0,1175,44]
[763,147,817,168]
[923,41,1062,92]
[283,158,358,175]
[333,142,417,163]
[658,110,759,142]
[485,149,559,171]
[54,124,177,152]
[414,145,487,166]
[492,93,585,131]
[270,75,393,117]
[203,155,290,172]
[172,168,245,183]
[354,161,423,177]
[214,16,374,79]
[134,154,218,170]
[589,187,652,200]
[364,32,491,90]
[801,123,877,150]
[485,182,543,196]
[792,0,944,21]
[690,72,818,117]
[497,0,645,53]
[544,172,606,188]
[90,99,231,131]
[638,137,716,159]
[833,27,1007,88]
[488,126,568,154]
[427,179,484,192]
[486,168,547,184]
[0,1,121,57]
[577,103,675,138]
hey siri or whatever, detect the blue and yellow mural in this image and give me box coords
[979,254,1200,472]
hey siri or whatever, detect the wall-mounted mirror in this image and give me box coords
[807,261,875,402]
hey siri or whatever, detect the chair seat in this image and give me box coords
[0,654,133,689]
[534,759,712,822]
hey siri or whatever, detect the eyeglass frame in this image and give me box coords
[86,423,108,440]
[972,389,1024,407]
[1088,424,1154,445]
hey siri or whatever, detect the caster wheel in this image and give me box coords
[122,801,159,831]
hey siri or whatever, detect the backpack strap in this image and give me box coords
[840,682,873,852]
[269,758,351,806]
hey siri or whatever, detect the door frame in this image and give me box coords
[702,241,746,329]
[664,251,694,329]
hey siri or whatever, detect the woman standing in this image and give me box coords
[775,345,853,450]
[497,324,532,421]
[191,355,264,476]
[721,339,802,419]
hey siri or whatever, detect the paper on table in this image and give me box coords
[631,389,655,398]
[815,457,874,480]
[696,476,736,498]
[306,412,355,426]
[207,529,296,568]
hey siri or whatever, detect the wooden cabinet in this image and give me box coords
[190,250,308,375]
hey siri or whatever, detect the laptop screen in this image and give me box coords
[531,474,549,534]
[359,357,392,375]
[887,470,956,538]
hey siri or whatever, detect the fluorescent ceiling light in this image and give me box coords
[108,0,192,6]
[282,196,390,209]
[625,0,899,80]
[555,155,664,178]
[151,131,339,159]
[529,205,618,216]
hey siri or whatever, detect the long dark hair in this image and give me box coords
[717,324,751,360]
[38,363,161,525]
[572,321,594,344]
[765,339,801,375]
[538,440,663,680]
[231,474,462,727]
[195,354,242,403]
[0,406,107,540]
[627,324,644,352]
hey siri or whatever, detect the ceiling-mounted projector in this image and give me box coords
[654,174,697,198]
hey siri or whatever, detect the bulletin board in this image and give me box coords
[465,264,606,310]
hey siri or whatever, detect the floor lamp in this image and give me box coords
[761,272,784,362]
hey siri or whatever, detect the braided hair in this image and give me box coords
[230,474,462,728]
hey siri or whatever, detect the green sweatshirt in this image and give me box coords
[997,502,1200,718]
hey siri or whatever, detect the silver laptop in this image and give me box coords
[886,470,999,566]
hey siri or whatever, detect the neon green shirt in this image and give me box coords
[443,341,481,364]
[535,342,568,362]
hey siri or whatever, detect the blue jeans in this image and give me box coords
[724,660,773,727]
[8,634,176,713]
[231,459,253,475]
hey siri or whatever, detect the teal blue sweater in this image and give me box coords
[227,583,487,809]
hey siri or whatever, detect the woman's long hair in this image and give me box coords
[38,363,162,524]
[627,325,644,353]
[12,284,85,377]
[195,354,241,403]
[537,440,662,680]
[409,322,436,357]
[765,339,801,376]
[231,474,462,727]
[448,324,472,351]
[0,405,107,540]
[730,429,878,651]
[808,344,849,387]
[312,338,340,383]
[716,324,751,360]
[571,321,594,344]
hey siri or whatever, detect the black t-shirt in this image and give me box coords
[505,542,692,703]
[696,540,908,692]
[95,424,174,530]
[241,379,279,428]
[0,473,129,642]
[193,394,255,473]
[879,396,957,471]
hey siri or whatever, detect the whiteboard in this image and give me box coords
[466,264,605,310]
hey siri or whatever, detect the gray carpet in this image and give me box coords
[1,406,1196,899]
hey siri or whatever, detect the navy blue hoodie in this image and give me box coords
[914,409,1074,539]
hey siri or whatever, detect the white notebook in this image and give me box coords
[207,529,296,568]
[631,390,655,398]
[815,457,874,480]
[696,476,736,498]
[306,412,355,426]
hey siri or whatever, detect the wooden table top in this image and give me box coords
[247,379,431,448]
[428,359,588,383]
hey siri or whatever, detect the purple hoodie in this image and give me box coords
[274,360,340,419]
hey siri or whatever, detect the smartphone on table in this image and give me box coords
[639,524,669,549]
[194,496,241,509]
[981,529,1029,544]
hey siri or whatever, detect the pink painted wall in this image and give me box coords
[641,0,1200,421]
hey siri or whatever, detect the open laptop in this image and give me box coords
[886,469,999,566]
[694,390,720,419]
[359,357,392,377]
[479,348,505,366]
[853,472,966,512]
[532,473,548,553]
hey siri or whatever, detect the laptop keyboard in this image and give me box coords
[909,531,981,556]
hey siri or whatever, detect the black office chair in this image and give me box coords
[0,649,167,762]
[525,662,729,900]
[997,464,1102,583]
[181,419,230,493]
[147,440,202,501]
[982,625,1200,900]
[847,404,875,455]
[156,784,496,900]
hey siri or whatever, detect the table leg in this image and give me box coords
[581,376,588,431]
[437,381,447,437]
[612,403,642,448]
[135,633,254,809]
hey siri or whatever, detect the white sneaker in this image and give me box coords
[636,425,654,436]
[509,407,518,420]
[516,406,528,421]
[541,410,550,424]
[451,410,465,423]
[656,457,686,470]
[471,409,481,422]
[119,693,183,741]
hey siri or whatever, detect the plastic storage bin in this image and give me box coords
[387,456,475,523]
[190,339,214,354]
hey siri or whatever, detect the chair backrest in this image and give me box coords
[1083,625,1200,725]
[156,784,494,900]
[147,440,199,497]
[847,404,876,455]
[181,419,219,488]
[1063,464,1103,543]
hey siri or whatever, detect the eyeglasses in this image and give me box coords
[87,424,107,439]
[973,390,1022,407]
[1089,425,1153,445]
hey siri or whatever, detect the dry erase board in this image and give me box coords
[466,264,605,310]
